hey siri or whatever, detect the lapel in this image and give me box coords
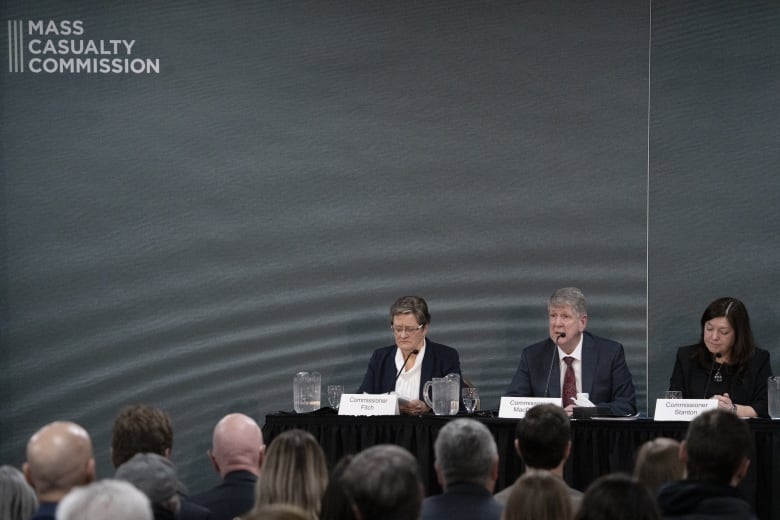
[580,332,595,394]
[419,339,434,399]
[548,339,562,397]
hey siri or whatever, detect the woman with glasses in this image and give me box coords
[357,295,463,415]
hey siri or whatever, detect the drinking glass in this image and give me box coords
[293,371,321,413]
[462,387,479,414]
[328,385,344,410]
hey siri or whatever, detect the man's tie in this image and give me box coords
[562,356,577,407]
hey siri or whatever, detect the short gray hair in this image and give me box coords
[56,479,153,520]
[549,287,587,317]
[434,418,497,486]
[0,465,38,520]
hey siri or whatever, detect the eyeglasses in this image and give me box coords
[391,324,424,335]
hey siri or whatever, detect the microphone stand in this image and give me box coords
[544,333,566,397]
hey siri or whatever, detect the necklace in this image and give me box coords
[713,363,723,383]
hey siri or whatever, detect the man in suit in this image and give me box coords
[505,287,636,416]
[23,421,96,520]
[111,404,212,520]
[421,418,503,520]
[494,404,582,512]
[357,295,462,415]
[189,413,264,520]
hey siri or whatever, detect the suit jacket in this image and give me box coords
[189,470,257,520]
[669,345,772,418]
[356,339,462,402]
[505,331,637,416]
[179,498,214,520]
[420,482,503,520]
[30,502,57,520]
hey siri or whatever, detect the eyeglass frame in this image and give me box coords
[390,324,425,335]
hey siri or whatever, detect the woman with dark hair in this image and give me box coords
[668,297,773,417]
[575,473,659,520]
[319,455,356,520]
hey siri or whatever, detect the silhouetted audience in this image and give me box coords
[657,409,756,519]
[633,437,683,496]
[421,418,502,520]
[190,413,265,520]
[56,479,153,520]
[0,464,38,520]
[242,503,310,520]
[341,444,423,520]
[247,429,328,520]
[575,473,659,520]
[116,452,181,520]
[502,469,573,520]
[23,421,96,520]
[495,404,582,513]
[319,455,356,520]
[111,404,212,520]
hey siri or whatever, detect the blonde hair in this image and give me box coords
[252,430,328,520]
[633,437,683,495]
[502,469,573,520]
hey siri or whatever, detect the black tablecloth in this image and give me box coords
[263,412,780,520]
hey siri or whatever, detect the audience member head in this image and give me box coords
[633,437,683,495]
[23,421,95,503]
[320,455,357,520]
[696,297,755,370]
[682,408,751,486]
[56,479,153,520]
[111,404,173,468]
[0,465,38,520]
[502,469,572,520]
[115,452,180,516]
[434,418,498,491]
[252,429,328,520]
[515,404,571,473]
[341,444,422,520]
[242,503,310,520]
[575,473,659,520]
[390,295,431,327]
[209,413,265,478]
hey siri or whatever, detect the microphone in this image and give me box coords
[703,352,722,398]
[544,333,566,397]
[395,349,419,382]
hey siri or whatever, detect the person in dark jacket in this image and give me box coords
[657,409,756,520]
[190,413,264,520]
[357,295,462,415]
[420,418,503,520]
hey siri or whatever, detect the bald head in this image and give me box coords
[23,421,95,502]
[210,413,264,477]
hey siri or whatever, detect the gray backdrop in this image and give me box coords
[2,0,778,493]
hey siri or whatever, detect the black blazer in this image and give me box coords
[669,344,773,417]
[505,331,637,416]
[189,470,256,520]
[356,339,462,402]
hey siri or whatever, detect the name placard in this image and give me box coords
[498,397,562,418]
[339,394,399,416]
[653,398,718,421]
